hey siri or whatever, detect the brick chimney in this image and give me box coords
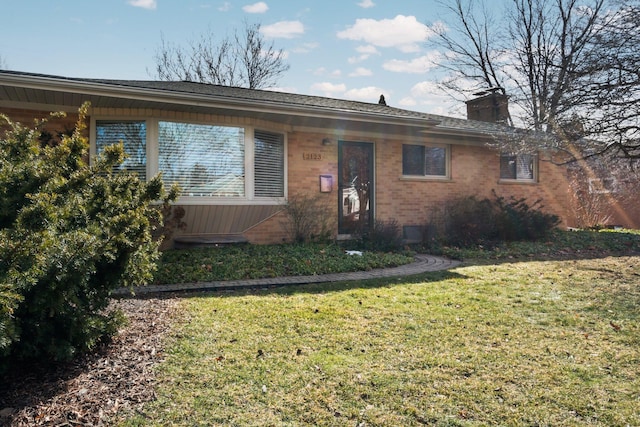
[465,88,510,124]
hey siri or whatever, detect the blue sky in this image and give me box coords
[0,0,478,117]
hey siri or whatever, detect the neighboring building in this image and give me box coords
[1,70,579,245]
[567,154,640,229]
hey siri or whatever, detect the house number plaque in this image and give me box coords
[303,152,323,160]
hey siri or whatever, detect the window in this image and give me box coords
[588,177,617,194]
[402,144,448,177]
[500,153,535,181]
[158,122,245,197]
[95,121,147,180]
[93,118,286,202]
[254,130,285,197]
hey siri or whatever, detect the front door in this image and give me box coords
[338,141,374,235]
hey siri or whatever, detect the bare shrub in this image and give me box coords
[357,218,403,252]
[281,193,332,243]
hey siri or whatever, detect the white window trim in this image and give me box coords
[90,116,287,205]
[400,142,451,181]
[588,177,617,194]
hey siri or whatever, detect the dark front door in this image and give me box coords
[338,141,374,235]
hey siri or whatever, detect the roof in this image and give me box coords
[0,70,506,139]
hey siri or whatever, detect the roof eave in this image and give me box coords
[0,72,442,131]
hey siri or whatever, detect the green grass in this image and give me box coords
[119,232,640,426]
[435,228,640,261]
[152,243,415,284]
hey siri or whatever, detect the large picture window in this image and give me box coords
[500,153,535,181]
[402,144,448,177]
[93,119,286,202]
[159,122,245,197]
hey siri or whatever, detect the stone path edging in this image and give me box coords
[114,254,460,296]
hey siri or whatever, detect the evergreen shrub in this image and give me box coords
[0,104,175,368]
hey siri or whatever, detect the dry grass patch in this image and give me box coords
[120,256,640,426]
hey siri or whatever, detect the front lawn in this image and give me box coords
[120,237,640,425]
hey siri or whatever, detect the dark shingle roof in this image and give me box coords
[0,70,507,135]
[85,78,505,133]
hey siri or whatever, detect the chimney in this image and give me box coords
[465,88,510,124]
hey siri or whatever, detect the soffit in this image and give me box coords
[0,71,505,140]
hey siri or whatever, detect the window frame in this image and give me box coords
[94,119,148,180]
[499,152,538,184]
[400,142,451,181]
[588,177,617,194]
[90,116,287,205]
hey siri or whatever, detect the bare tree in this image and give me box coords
[434,1,509,120]
[432,0,640,161]
[0,54,7,70]
[151,22,289,89]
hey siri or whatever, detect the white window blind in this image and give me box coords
[254,130,284,197]
[158,122,245,197]
[95,121,146,180]
[424,146,446,176]
[500,153,534,180]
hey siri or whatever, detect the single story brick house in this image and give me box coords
[1,70,582,245]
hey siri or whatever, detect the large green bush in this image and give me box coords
[492,191,560,241]
[0,104,174,367]
[427,193,560,248]
[443,196,497,246]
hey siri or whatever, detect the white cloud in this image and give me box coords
[243,2,268,13]
[310,82,347,97]
[128,0,156,10]
[337,15,436,53]
[383,52,443,74]
[313,68,342,78]
[347,45,380,63]
[356,45,379,55]
[309,82,389,105]
[357,0,375,8]
[349,67,373,77]
[398,97,417,107]
[218,2,231,11]
[344,86,387,103]
[261,21,305,39]
[348,55,369,64]
[291,42,319,54]
[409,81,446,100]
[403,81,465,117]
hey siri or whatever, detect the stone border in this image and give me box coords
[114,255,460,296]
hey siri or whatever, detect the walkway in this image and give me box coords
[115,254,461,296]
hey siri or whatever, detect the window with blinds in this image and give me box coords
[158,122,245,197]
[254,130,285,197]
[95,121,147,180]
[500,153,535,181]
[402,144,448,177]
[93,119,286,200]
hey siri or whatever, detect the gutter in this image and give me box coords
[0,71,498,138]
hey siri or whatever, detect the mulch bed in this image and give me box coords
[0,296,180,426]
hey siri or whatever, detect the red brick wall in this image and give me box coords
[246,132,576,244]
[245,131,339,244]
